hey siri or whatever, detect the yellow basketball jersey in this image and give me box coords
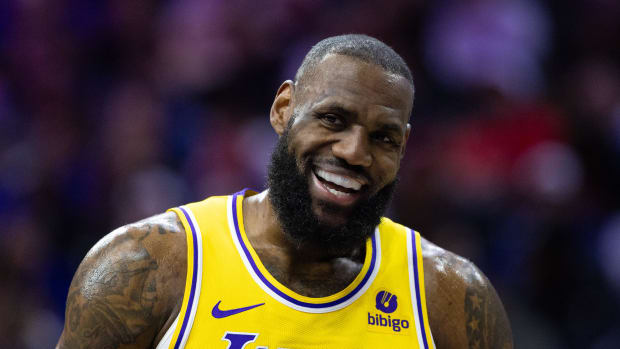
[156,190,435,349]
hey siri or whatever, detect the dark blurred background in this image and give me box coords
[0,0,619,348]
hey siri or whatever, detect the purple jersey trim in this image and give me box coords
[173,206,200,349]
[411,230,430,349]
[231,190,377,309]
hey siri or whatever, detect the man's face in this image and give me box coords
[268,54,413,250]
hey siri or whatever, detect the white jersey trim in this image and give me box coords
[406,229,436,349]
[227,194,382,313]
[154,313,180,349]
[154,206,204,349]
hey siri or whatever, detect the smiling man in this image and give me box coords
[57,35,513,349]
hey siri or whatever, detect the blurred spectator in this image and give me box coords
[0,0,618,347]
[424,0,550,100]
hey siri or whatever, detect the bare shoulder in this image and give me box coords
[421,237,513,349]
[57,211,187,349]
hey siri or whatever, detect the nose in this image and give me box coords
[331,126,372,168]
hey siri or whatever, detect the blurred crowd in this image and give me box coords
[0,0,619,348]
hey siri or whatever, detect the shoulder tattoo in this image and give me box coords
[59,224,170,349]
[464,283,513,349]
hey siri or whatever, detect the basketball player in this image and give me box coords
[57,35,513,349]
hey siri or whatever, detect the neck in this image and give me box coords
[243,190,364,260]
[242,190,366,296]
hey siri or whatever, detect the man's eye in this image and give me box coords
[382,136,395,144]
[375,134,398,147]
[320,114,343,126]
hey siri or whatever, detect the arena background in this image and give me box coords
[0,0,619,348]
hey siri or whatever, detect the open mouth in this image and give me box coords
[312,167,365,198]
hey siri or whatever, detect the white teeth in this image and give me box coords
[314,169,362,191]
[326,186,350,197]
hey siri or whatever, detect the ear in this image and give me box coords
[270,80,295,136]
[400,123,411,159]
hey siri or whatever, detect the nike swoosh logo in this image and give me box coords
[211,300,265,318]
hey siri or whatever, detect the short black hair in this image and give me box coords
[294,34,414,88]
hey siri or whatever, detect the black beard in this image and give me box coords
[267,128,397,253]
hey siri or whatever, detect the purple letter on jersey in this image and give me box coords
[222,332,258,349]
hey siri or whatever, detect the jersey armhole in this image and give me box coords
[407,229,436,349]
[155,312,180,349]
[155,206,203,349]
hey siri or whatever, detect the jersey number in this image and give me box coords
[222,332,289,349]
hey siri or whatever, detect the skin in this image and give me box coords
[57,54,513,349]
[56,213,186,349]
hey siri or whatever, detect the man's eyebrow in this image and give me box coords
[377,122,405,134]
[318,104,355,118]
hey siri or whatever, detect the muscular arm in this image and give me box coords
[423,239,513,349]
[57,212,187,349]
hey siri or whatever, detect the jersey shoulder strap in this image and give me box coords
[161,195,228,349]
[379,217,436,349]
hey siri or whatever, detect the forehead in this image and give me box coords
[299,54,414,122]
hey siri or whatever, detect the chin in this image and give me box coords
[311,199,353,227]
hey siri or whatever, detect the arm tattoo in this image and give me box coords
[464,286,486,349]
[59,231,160,348]
[464,284,513,349]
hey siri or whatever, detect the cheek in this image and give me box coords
[287,131,322,172]
[373,153,401,184]
[290,125,331,158]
